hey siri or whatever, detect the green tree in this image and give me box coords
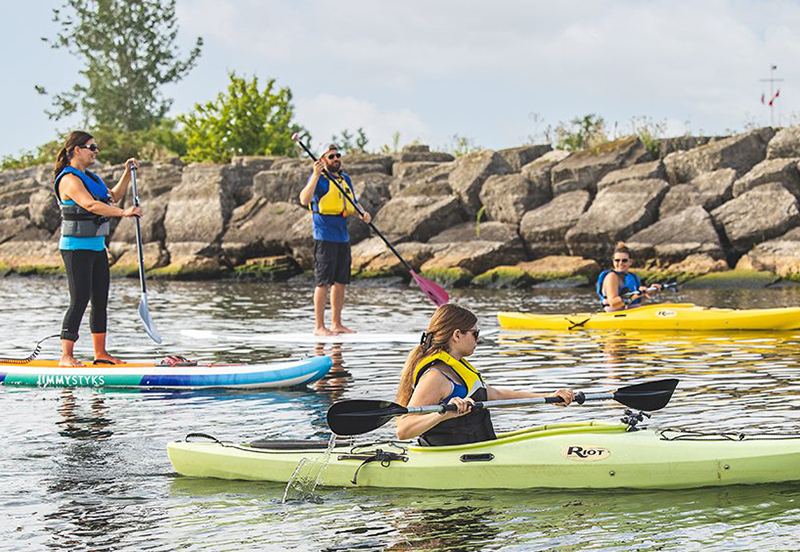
[38,0,202,130]
[179,73,310,163]
[554,114,607,151]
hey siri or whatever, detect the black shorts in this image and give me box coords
[314,240,351,286]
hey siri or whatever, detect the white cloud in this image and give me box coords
[295,94,431,151]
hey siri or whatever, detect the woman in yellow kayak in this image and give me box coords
[395,304,575,446]
[597,242,661,312]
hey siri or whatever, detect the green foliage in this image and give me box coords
[40,0,202,131]
[475,206,486,237]
[178,72,310,163]
[332,128,369,153]
[554,114,607,151]
[1,140,60,170]
[380,131,402,155]
[447,134,481,157]
[630,116,667,157]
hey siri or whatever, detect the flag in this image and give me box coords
[769,89,781,106]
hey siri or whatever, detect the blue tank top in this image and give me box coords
[432,369,469,404]
[55,167,108,251]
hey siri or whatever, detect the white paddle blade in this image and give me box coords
[138,293,162,344]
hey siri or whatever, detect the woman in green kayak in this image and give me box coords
[395,304,574,446]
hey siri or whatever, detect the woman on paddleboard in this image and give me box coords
[395,304,575,446]
[54,131,142,367]
[597,242,660,312]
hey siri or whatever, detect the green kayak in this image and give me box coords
[167,421,800,490]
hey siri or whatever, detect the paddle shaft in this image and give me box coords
[293,136,414,273]
[130,166,148,294]
[403,391,619,415]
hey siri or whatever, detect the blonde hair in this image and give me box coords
[396,304,477,406]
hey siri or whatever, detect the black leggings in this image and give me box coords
[61,249,110,342]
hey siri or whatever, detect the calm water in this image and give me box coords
[2,275,800,551]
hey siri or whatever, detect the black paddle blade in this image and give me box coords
[613,378,678,411]
[327,400,409,436]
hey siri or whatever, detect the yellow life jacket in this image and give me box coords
[311,173,356,217]
[413,350,486,399]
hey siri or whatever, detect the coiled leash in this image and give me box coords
[0,334,60,365]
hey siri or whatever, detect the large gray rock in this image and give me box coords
[597,160,666,191]
[737,227,800,277]
[372,195,467,242]
[663,128,775,184]
[393,163,454,198]
[429,221,520,244]
[479,173,551,224]
[253,168,308,203]
[766,126,800,159]
[653,136,718,158]
[565,179,669,260]
[28,186,60,233]
[221,199,305,265]
[550,136,650,196]
[0,176,40,208]
[163,164,240,247]
[342,154,394,176]
[392,161,444,179]
[111,201,169,244]
[351,236,440,274]
[732,157,800,197]
[520,150,570,196]
[497,144,552,171]
[711,182,800,253]
[448,150,514,216]
[520,190,592,257]
[420,240,525,275]
[0,217,32,245]
[347,173,394,245]
[0,227,61,269]
[659,168,736,217]
[628,206,724,262]
[131,163,185,199]
[397,145,454,163]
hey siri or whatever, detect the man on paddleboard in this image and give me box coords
[299,143,371,336]
[597,242,661,312]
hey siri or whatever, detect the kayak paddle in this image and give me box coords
[292,133,449,307]
[327,378,678,436]
[129,166,162,344]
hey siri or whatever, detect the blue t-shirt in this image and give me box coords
[55,167,109,251]
[310,173,357,243]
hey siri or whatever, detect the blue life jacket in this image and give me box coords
[596,270,643,306]
[54,166,111,238]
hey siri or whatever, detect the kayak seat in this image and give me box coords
[250,438,351,450]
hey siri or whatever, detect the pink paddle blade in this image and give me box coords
[411,270,449,306]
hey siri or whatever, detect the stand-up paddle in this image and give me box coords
[292,133,449,307]
[129,166,162,344]
[327,378,678,435]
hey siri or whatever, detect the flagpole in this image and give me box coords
[761,64,784,127]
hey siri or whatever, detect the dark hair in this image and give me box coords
[53,131,94,178]
[396,304,478,406]
[613,241,631,257]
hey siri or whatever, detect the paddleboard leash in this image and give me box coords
[0,334,60,365]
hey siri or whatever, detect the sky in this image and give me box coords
[2,0,800,159]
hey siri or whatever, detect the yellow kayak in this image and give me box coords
[497,303,800,331]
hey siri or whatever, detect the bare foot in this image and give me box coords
[314,327,335,336]
[59,355,84,367]
[94,353,125,365]
[331,325,357,334]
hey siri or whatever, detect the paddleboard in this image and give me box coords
[0,356,332,389]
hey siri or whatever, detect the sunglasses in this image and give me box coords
[613,258,630,264]
[464,329,480,340]
[79,144,100,152]
[326,153,342,160]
